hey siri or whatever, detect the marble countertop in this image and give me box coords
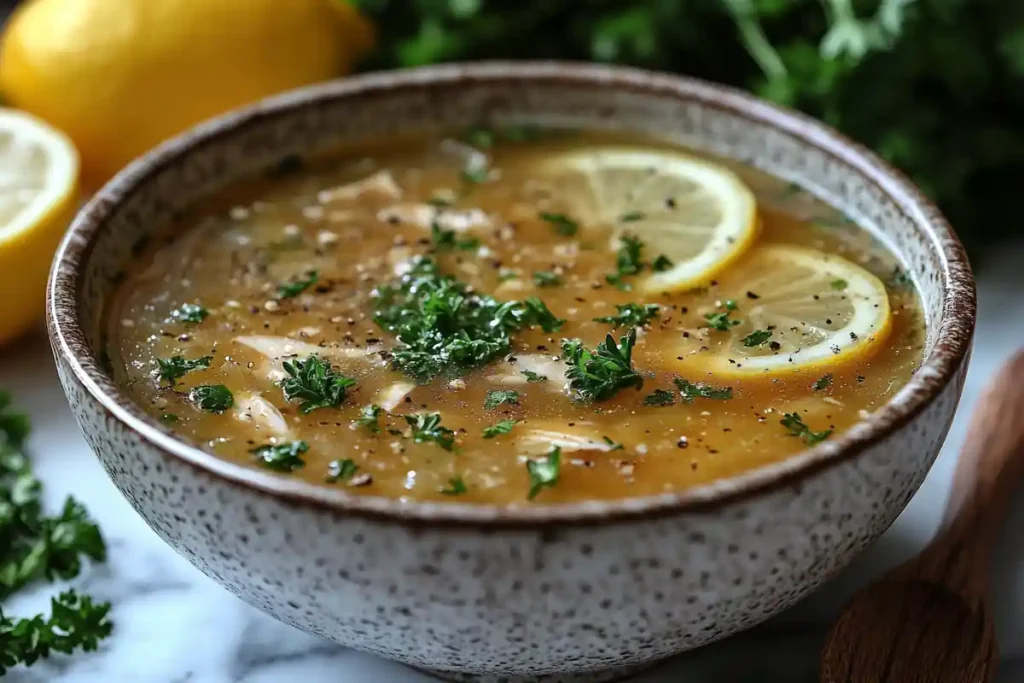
[4,243,1024,683]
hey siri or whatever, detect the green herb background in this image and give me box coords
[352,0,1024,261]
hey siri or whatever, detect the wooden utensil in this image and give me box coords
[820,349,1024,683]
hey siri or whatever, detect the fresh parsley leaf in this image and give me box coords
[457,236,481,250]
[780,411,832,444]
[405,413,456,451]
[497,269,519,283]
[521,370,547,382]
[277,270,319,299]
[169,303,208,324]
[279,356,356,414]
[527,446,561,500]
[704,300,741,331]
[593,303,659,328]
[482,419,519,439]
[189,385,233,413]
[539,211,578,237]
[326,458,359,483]
[605,234,644,290]
[0,591,113,675]
[742,330,773,347]
[532,270,563,287]
[355,404,382,433]
[830,279,848,291]
[644,389,675,406]
[484,389,520,409]
[674,378,732,403]
[464,126,495,149]
[441,477,468,495]
[602,435,624,451]
[155,355,212,387]
[812,373,834,391]
[250,441,308,472]
[562,329,644,402]
[652,254,674,272]
[520,296,566,332]
[618,210,646,222]
[430,222,457,249]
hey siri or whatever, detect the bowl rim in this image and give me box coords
[47,61,975,527]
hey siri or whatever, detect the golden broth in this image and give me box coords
[106,131,924,505]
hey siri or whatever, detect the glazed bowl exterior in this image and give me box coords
[47,63,974,682]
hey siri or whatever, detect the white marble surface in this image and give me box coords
[5,243,1024,682]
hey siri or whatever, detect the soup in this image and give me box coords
[105,129,924,505]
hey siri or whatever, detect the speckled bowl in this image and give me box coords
[46,62,975,683]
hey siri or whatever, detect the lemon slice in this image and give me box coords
[0,108,79,345]
[539,148,757,293]
[678,245,892,377]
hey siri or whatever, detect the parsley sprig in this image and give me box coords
[279,356,357,414]
[405,413,456,451]
[484,390,519,409]
[562,329,644,402]
[277,270,319,299]
[482,419,519,439]
[781,412,832,444]
[704,300,741,331]
[593,303,659,328]
[250,441,308,472]
[527,446,561,500]
[155,355,212,386]
[674,378,733,402]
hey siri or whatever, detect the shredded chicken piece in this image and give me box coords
[318,170,402,204]
[488,353,568,391]
[233,392,290,438]
[376,382,415,412]
[234,335,378,381]
[376,203,492,232]
[517,427,617,456]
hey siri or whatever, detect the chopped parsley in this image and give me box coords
[373,257,565,383]
[189,384,234,413]
[430,223,479,251]
[405,412,456,451]
[812,374,834,391]
[830,279,848,291]
[539,211,579,237]
[482,419,519,439]
[279,355,356,414]
[355,404,382,433]
[674,378,732,403]
[602,436,624,451]
[593,303,659,328]
[464,126,496,149]
[441,477,468,496]
[427,195,453,208]
[618,210,646,223]
[532,270,563,287]
[652,254,674,272]
[326,458,359,483]
[277,270,319,299]
[521,370,547,383]
[170,303,208,324]
[527,446,561,500]
[644,389,675,406]
[781,412,832,444]
[250,441,308,473]
[605,234,644,290]
[484,390,520,409]
[742,330,773,347]
[562,329,644,402]
[155,355,211,386]
[704,300,741,331]
[463,124,547,148]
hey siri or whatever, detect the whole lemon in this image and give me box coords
[0,0,374,187]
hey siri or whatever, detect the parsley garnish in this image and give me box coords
[279,356,356,414]
[532,270,563,287]
[539,212,579,237]
[155,355,211,386]
[461,166,489,184]
[652,254,674,272]
[673,378,732,403]
[644,389,675,406]
[605,234,644,290]
[355,404,382,433]
[0,392,113,671]
[704,300,741,331]
[441,477,468,495]
[250,441,308,472]
[431,223,479,251]
[780,412,832,444]
[522,370,547,382]
[812,374,834,391]
[602,436,624,451]
[373,257,565,382]
[593,303,659,328]
[562,329,644,402]
[618,210,646,222]
[170,303,208,324]
[527,446,561,500]
[189,385,233,413]
[326,458,359,483]
[427,195,453,208]
[830,279,848,291]
[405,413,456,451]
[277,270,319,299]
[742,330,773,347]
[484,390,519,409]
[482,419,519,439]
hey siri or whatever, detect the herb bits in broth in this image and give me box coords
[107,129,924,505]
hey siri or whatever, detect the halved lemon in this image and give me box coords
[676,245,892,377]
[0,108,79,346]
[538,148,758,293]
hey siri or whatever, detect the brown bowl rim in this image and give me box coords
[47,61,975,527]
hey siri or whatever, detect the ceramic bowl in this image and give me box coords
[47,62,975,683]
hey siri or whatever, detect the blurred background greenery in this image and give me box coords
[353,0,1024,261]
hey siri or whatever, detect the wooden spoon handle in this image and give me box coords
[909,348,1024,600]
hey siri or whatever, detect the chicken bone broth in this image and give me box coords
[106,129,925,505]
